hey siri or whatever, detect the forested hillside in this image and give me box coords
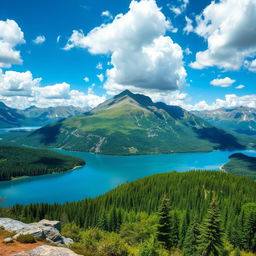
[0,146,85,181]
[2,171,256,255]
[224,153,256,179]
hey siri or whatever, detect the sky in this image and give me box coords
[0,0,255,110]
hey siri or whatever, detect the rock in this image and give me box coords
[11,245,81,256]
[0,218,72,246]
[3,237,13,243]
[38,219,61,231]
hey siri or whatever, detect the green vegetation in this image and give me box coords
[223,153,256,179]
[8,90,252,155]
[2,171,256,255]
[16,234,37,243]
[0,146,85,181]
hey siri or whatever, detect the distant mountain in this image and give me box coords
[12,90,248,155]
[0,102,87,128]
[20,105,87,126]
[0,102,25,128]
[194,107,256,135]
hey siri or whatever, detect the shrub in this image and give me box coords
[16,234,36,243]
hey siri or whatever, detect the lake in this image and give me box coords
[1,148,256,207]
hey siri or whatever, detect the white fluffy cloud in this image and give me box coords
[0,19,25,68]
[97,73,104,82]
[84,77,89,82]
[0,69,105,109]
[64,0,186,94]
[33,35,46,44]
[0,70,40,96]
[101,10,113,19]
[191,0,256,70]
[183,16,193,34]
[168,0,189,16]
[210,77,236,88]
[236,85,245,89]
[245,59,256,72]
[188,94,256,111]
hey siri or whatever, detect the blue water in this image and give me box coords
[0,148,256,207]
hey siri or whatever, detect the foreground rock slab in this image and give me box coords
[0,218,73,246]
[11,245,81,256]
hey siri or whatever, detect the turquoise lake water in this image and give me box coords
[1,147,256,207]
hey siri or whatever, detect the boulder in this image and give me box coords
[11,245,81,256]
[0,218,73,246]
[3,237,13,243]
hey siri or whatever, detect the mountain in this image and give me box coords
[0,102,25,128]
[194,107,256,135]
[11,90,248,155]
[20,105,87,126]
[0,102,86,128]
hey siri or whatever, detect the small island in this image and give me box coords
[0,146,85,181]
[223,153,256,179]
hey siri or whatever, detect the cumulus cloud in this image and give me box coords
[184,48,192,55]
[33,35,46,44]
[245,59,256,72]
[37,83,70,99]
[210,77,236,88]
[0,70,41,96]
[0,19,25,68]
[96,62,103,69]
[84,77,89,82]
[168,0,189,16]
[101,10,113,19]
[191,0,256,70]
[64,0,186,94]
[0,69,105,109]
[183,16,193,34]
[97,73,104,82]
[187,94,256,111]
[236,85,245,89]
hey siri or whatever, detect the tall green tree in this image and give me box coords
[183,217,201,256]
[199,199,224,256]
[170,211,179,248]
[157,196,172,249]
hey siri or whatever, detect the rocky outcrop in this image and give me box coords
[0,218,73,246]
[11,245,81,256]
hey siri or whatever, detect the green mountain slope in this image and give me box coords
[11,90,248,155]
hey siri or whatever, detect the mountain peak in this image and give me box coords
[114,90,154,107]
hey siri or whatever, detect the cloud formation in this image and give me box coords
[191,0,256,70]
[0,19,25,68]
[0,69,105,109]
[210,77,236,88]
[33,35,46,44]
[64,0,186,95]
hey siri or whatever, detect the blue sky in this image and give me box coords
[0,0,255,110]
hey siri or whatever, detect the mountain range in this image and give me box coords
[0,102,87,128]
[194,107,256,135]
[10,90,252,155]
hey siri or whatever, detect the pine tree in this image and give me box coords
[199,199,224,256]
[157,196,172,249]
[179,210,190,249]
[183,217,201,256]
[170,211,179,248]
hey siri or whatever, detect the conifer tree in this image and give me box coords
[183,217,201,256]
[170,211,179,248]
[199,199,224,256]
[157,196,172,249]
